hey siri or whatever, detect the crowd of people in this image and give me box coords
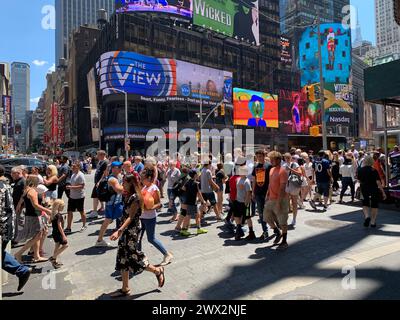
[1,144,399,296]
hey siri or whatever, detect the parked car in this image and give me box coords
[0,157,48,180]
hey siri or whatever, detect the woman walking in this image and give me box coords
[110,173,165,297]
[357,155,387,228]
[331,152,341,192]
[15,175,52,263]
[139,167,173,266]
[43,165,59,204]
[283,153,302,227]
[339,157,356,203]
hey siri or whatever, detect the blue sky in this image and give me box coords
[0,0,375,111]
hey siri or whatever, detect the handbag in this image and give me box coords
[288,164,303,188]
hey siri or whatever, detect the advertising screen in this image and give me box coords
[233,88,278,128]
[324,83,353,127]
[192,0,260,45]
[280,35,292,65]
[279,89,321,135]
[115,0,192,18]
[299,23,352,87]
[96,51,233,106]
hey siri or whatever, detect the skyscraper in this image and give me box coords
[374,0,400,57]
[11,62,30,152]
[55,0,114,63]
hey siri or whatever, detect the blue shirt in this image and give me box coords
[313,158,331,183]
[107,175,123,206]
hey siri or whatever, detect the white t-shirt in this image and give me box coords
[141,184,160,220]
[340,164,355,181]
[304,162,313,178]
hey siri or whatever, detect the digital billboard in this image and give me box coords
[299,23,352,87]
[280,35,292,65]
[115,0,192,18]
[233,88,278,128]
[192,0,260,45]
[96,51,233,106]
[324,83,354,127]
[279,89,321,135]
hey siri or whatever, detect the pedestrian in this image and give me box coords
[88,150,109,219]
[166,161,181,222]
[122,160,134,175]
[358,155,387,228]
[31,167,44,185]
[14,175,52,263]
[57,156,71,199]
[110,173,165,298]
[300,152,313,202]
[134,156,144,174]
[215,163,227,216]
[43,165,59,204]
[283,153,302,227]
[140,166,174,266]
[373,151,386,187]
[310,150,332,210]
[11,166,25,245]
[95,162,125,247]
[179,169,208,236]
[331,152,340,192]
[263,151,290,250]
[65,162,87,234]
[200,161,222,220]
[157,161,166,198]
[339,157,356,203]
[252,149,272,241]
[49,199,68,269]
[0,165,32,292]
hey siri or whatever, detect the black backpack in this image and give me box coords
[172,175,188,198]
[96,177,116,202]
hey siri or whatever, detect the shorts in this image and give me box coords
[186,205,199,218]
[202,193,217,206]
[233,201,251,220]
[263,198,289,227]
[105,203,124,220]
[316,182,330,198]
[45,190,57,200]
[361,188,380,209]
[53,233,68,245]
[91,185,99,199]
[68,198,85,213]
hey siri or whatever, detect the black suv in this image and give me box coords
[0,158,48,180]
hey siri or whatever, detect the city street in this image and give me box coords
[2,172,400,300]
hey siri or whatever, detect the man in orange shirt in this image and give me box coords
[373,152,386,187]
[263,151,290,250]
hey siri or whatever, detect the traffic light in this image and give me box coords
[395,0,400,26]
[220,103,225,116]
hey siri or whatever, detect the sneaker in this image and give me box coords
[277,242,289,251]
[160,253,174,266]
[309,200,317,210]
[87,211,98,219]
[273,232,282,245]
[64,228,72,235]
[245,231,256,241]
[197,228,208,235]
[95,240,111,247]
[80,226,88,232]
[290,220,296,227]
[363,217,371,228]
[238,227,245,238]
[259,231,269,241]
[180,230,191,237]
[17,268,32,292]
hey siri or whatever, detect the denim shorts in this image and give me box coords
[316,182,330,197]
[105,203,124,220]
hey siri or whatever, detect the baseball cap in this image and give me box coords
[111,161,123,168]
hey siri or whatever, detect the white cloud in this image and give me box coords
[32,60,48,67]
[48,63,56,73]
[30,97,41,104]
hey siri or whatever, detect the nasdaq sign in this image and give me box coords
[96,51,233,106]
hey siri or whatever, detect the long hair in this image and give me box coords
[51,199,65,220]
[124,174,144,210]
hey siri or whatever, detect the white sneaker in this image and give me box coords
[159,252,174,266]
[95,240,110,247]
[87,211,98,219]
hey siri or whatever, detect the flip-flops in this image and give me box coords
[156,267,165,288]
[110,289,131,298]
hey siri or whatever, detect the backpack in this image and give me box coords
[0,180,16,242]
[96,176,116,202]
[172,175,188,198]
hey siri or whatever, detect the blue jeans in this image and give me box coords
[255,194,268,233]
[138,218,168,256]
[167,189,178,214]
[2,241,30,278]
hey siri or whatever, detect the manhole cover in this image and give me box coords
[304,219,351,229]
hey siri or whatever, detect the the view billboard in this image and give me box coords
[299,23,352,87]
[233,88,278,128]
[96,51,233,106]
[192,0,260,45]
[115,0,192,18]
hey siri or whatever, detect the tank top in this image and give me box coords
[47,182,57,191]
[24,192,38,217]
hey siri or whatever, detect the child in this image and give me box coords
[50,200,69,269]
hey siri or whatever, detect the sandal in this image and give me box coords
[51,260,63,269]
[32,257,48,263]
[110,289,131,298]
[156,267,165,288]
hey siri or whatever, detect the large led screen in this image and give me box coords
[192,0,260,45]
[96,51,233,106]
[233,88,278,128]
[115,0,193,18]
[299,23,352,87]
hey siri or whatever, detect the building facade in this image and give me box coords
[0,62,11,149]
[11,62,30,153]
[55,0,114,62]
[29,96,45,152]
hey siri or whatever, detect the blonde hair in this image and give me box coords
[47,165,58,177]
[25,175,40,189]
[363,155,374,167]
[51,199,65,220]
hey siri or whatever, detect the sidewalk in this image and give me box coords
[2,191,400,300]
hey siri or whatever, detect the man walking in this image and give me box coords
[310,150,332,210]
[88,150,109,219]
[57,156,71,199]
[200,161,222,220]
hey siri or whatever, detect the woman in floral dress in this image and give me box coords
[110,173,165,298]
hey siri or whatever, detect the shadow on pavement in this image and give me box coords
[2,292,25,298]
[96,289,161,300]
[75,246,117,256]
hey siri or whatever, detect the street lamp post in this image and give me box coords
[112,89,129,160]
